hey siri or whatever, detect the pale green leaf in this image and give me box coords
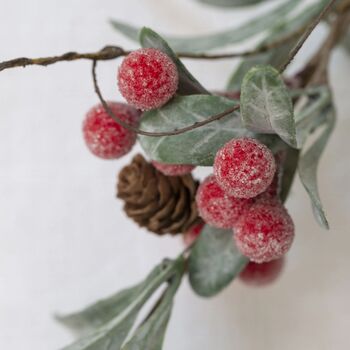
[56,285,142,336]
[138,94,282,166]
[227,0,328,90]
[241,65,297,148]
[189,225,248,297]
[198,0,269,7]
[110,0,301,52]
[298,105,335,230]
[60,259,181,350]
[122,259,184,350]
[139,28,208,95]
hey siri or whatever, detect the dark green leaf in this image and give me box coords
[241,65,297,148]
[139,27,208,95]
[110,0,301,53]
[60,259,182,350]
[298,104,335,229]
[198,0,270,7]
[189,225,248,297]
[122,259,184,350]
[227,0,328,90]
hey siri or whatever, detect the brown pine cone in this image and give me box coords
[117,154,200,235]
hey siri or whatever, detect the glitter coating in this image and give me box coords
[83,102,140,159]
[214,138,276,199]
[152,161,195,176]
[234,201,294,263]
[239,258,285,286]
[196,175,253,229]
[118,48,179,111]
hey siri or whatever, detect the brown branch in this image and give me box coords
[0,23,308,73]
[0,46,129,72]
[279,0,338,73]
[92,60,239,137]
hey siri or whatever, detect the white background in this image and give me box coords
[1,0,350,349]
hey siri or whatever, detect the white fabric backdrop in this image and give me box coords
[1,0,350,349]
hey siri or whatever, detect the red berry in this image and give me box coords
[152,161,195,176]
[118,48,179,111]
[214,138,276,199]
[239,258,285,287]
[234,200,294,263]
[183,222,205,247]
[83,102,140,159]
[196,175,253,229]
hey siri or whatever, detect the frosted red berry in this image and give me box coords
[196,175,253,229]
[83,102,140,159]
[239,258,285,287]
[234,201,294,263]
[118,48,179,111]
[152,161,195,176]
[183,222,204,247]
[214,138,276,199]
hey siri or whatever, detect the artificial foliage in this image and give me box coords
[1,0,350,349]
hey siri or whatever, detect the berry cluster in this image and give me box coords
[82,48,181,161]
[81,45,294,287]
[195,137,295,285]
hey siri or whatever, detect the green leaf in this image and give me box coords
[56,284,142,336]
[241,65,297,148]
[139,94,282,166]
[227,0,328,90]
[60,259,182,350]
[298,104,335,230]
[110,0,301,53]
[139,27,208,95]
[198,0,269,7]
[122,259,184,350]
[189,225,248,297]
[139,95,245,166]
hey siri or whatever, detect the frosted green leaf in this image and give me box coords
[298,105,335,230]
[60,259,182,350]
[56,284,142,337]
[241,65,297,148]
[189,225,248,297]
[110,0,300,52]
[122,259,184,350]
[139,27,208,95]
[138,94,282,166]
[227,0,329,90]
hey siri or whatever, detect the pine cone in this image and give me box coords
[117,154,200,235]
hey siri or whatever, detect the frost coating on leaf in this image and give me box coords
[241,65,297,148]
[138,95,251,166]
[298,105,335,229]
[189,225,248,297]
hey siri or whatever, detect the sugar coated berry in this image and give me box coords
[214,138,276,199]
[196,175,253,229]
[239,258,285,287]
[152,161,195,176]
[83,102,140,159]
[118,48,179,111]
[183,222,204,247]
[234,201,294,263]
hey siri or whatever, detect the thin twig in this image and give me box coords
[0,46,129,72]
[92,60,239,137]
[0,23,306,73]
[279,0,338,73]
